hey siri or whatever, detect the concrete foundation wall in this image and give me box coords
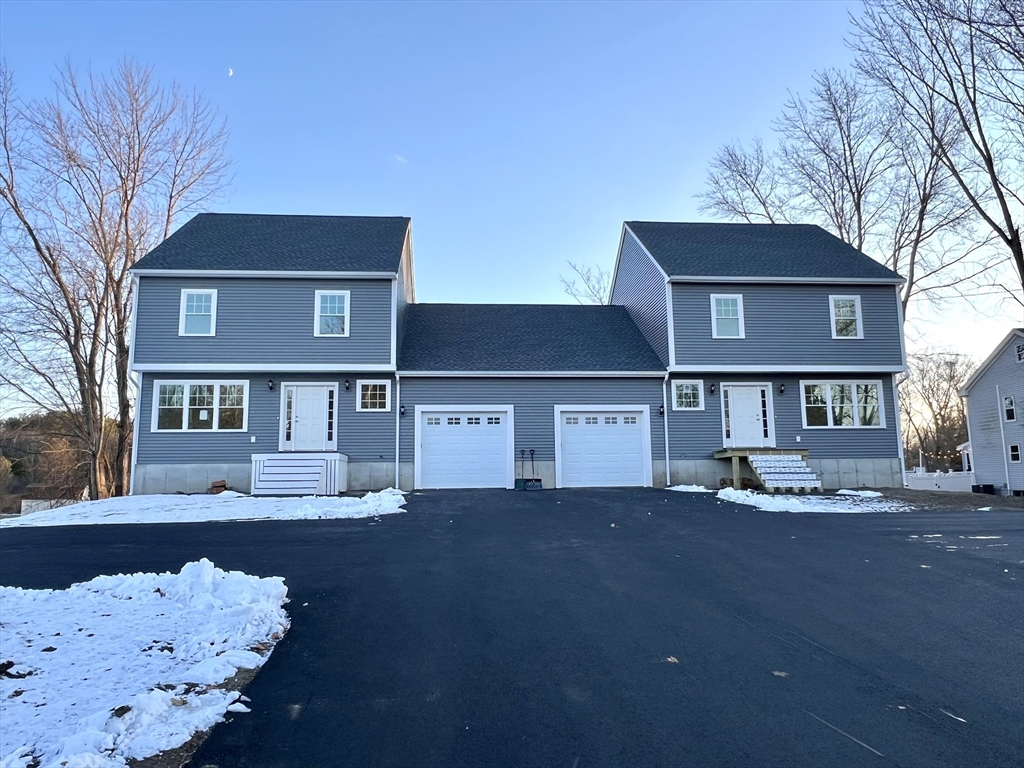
[134,463,252,495]
[668,457,902,490]
[347,462,398,491]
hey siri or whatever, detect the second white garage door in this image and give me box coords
[556,408,650,488]
[416,408,513,489]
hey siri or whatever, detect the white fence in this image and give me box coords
[904,471,976,493]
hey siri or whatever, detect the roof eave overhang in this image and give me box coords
[130,269,399,279]
[397,370,667,378]
[667,275,905,285]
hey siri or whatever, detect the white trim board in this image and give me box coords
[553,404,654,489]
[669,364,906,373]
[134,363,396,373]
[397,370,667,378]
[131,269,398,279]
[667,275,905,285]
[413,404,516,490]
[128,275,141,495]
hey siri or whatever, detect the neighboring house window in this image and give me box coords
[152,381,248,431]
[710,294,744,338]
[356,380,391,412]
[801,381,884,428]
[673,380,704,410]
[1010,444,1021,463]
[1004,396,1016,421]
[829,295,863,339]
[178,289,217,336]
[314,290,350,337]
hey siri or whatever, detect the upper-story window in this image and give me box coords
[829,295,863,339]
[1005,396,1016,422]
[673,380,704,410]
[314,290,350,337]
[710,294,744,339]
[178,289,217,336]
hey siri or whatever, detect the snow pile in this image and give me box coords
[836,489,884,498]
[1,559,289,767]
[668,484,712,493]
[717,487,910,514]
[0,487,406,528]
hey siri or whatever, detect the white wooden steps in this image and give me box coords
[747,454,822,493]
[250,453,348,496]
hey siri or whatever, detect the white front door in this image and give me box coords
[291,385,328,451]
[557,410,649,488]
[725,385,774,448]
[417,409,511,489]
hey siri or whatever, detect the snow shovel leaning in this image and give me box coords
[524,448,543,490]
[515,449,528,491]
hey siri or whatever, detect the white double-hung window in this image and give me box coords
[801,381,884,428]
[314,290,350,337]
[829,295,863,339]
[178,289,217,336]
[710,294,744,338]
[152,380,248,431]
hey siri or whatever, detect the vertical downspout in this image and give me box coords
[394,374,401,489]
[996,384,1010,494]
[892,373,907,487]
[663,374,671,487]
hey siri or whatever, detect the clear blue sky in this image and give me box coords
[1,0,860,304]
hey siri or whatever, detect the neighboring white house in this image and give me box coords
[960,328,1024,496]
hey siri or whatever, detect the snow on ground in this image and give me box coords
[1,559,289,768]
[717,487,911,513]
[836,489,884,498]
[0,488,406,529]
[668,484,712,493]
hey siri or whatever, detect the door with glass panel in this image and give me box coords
[281,385,335,451]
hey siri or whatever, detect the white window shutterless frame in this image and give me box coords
[313,290,350,337]
[178,289,217,336]
[710,294,744,339]
[829,295,864,339]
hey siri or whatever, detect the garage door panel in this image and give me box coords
[418,410,510,489]
[558,410,648,488]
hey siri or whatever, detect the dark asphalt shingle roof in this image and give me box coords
[626,222,903,282]
[132,213,410,273]
[398,304,665,372]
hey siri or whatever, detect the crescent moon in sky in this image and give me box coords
[228,68,234,77]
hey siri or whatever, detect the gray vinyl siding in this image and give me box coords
[398,377,666,463]
[668,373,899,460]
[136,372,395,465]
[965,341,1024,491]
[611,230,670,366]
[133,277,393,366]
[672,283,903,368]
[395,242,412,365]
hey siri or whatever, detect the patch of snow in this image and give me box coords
[716,487,910,514]
[835,489,883,498]
[0,488,406,529]
[922,534,943,538]
[0,559,289,767]
[967,535,1002,539]
[977,506,992,511]
[667,484,712,493]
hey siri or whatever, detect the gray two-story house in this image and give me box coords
[959,329,1024,496]
[129,214,906,496]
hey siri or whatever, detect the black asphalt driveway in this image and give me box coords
[2,489,1022,767]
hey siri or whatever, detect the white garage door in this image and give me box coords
[558,410,648,488]
[418,410,511,489]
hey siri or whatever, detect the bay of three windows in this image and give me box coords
[178,289,351,337]
[709,294,864,340]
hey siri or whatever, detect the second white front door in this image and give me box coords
[725,385,774,448]
[289,385,329,451]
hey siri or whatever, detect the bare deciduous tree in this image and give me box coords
[698,66,996,315]
[899,350,973,470]
[853,0,1024,302]
[0,60,230,498]
[560,261,610,305]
